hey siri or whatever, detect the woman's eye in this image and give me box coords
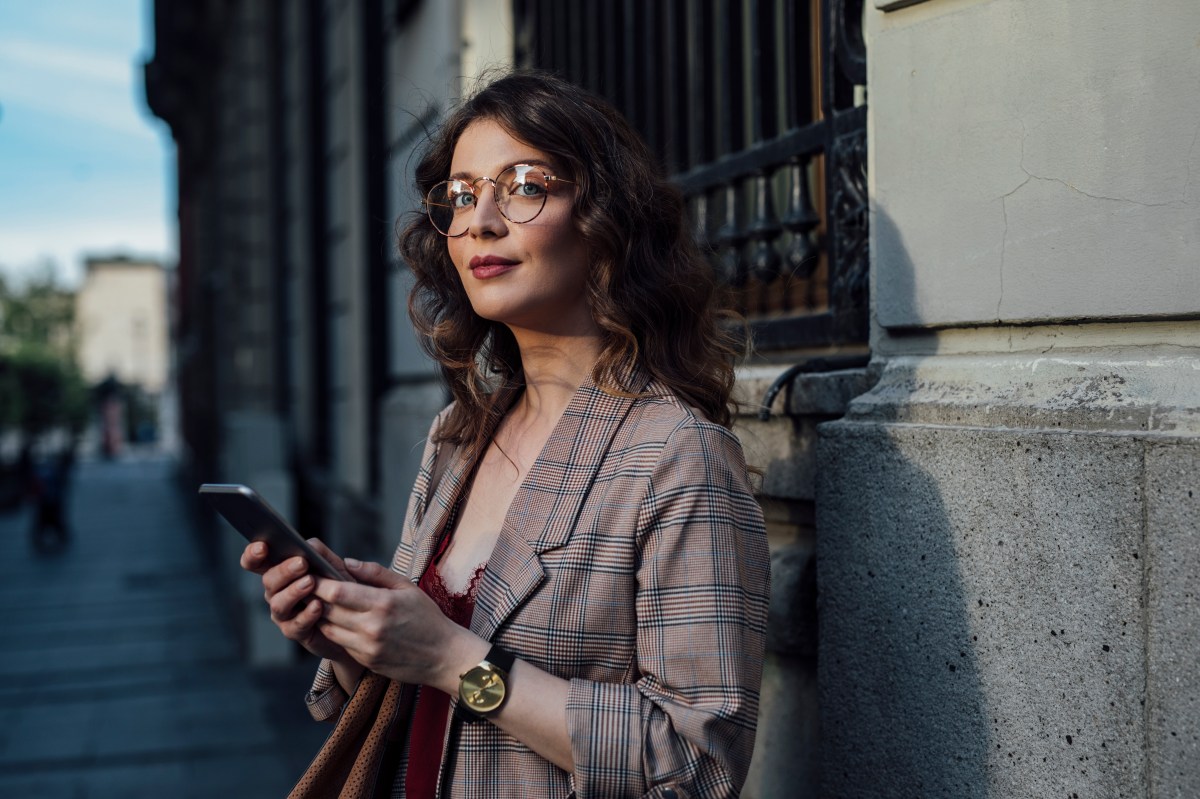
[450,191,476,210]
[509,180,547,199]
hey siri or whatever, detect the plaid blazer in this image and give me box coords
[308,370,770,799]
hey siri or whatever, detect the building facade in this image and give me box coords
[144,1,1199,796]
[74,255,170,395]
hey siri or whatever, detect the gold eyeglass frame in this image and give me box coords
[424,164,576,238]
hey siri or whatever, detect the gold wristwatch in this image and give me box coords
[458,645,515,719]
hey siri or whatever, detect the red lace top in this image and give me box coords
[403,531,487,799]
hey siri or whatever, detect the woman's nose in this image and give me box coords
[468,181,507,236]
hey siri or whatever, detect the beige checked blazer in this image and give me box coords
[308,369,770,799]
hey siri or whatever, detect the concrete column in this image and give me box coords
[818,350,1200,797]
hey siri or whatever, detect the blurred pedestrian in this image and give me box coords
[31,448,74,550]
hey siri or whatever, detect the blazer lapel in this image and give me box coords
[404,443,470,582]
[405,387,521,582]
[472,364,651,643]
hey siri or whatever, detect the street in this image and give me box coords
[0,454,327,797]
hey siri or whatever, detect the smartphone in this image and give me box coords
[199,483,345,581]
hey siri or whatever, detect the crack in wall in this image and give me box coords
[1004,167,1176,209]
[1007,115,1183,209]
[1027,174,1174,208]
[995,117,1032,321]
[995,114,1192,322]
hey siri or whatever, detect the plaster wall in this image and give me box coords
[870,0,1200,328]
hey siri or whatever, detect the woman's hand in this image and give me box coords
[239,539,357,666]
[313,559,485,693]
[317,560,576,771]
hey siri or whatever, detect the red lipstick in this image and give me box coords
[469,255,518,279]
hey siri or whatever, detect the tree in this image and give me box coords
[0,267,89,446]
[0,265,78,358]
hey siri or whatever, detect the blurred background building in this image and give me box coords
[142,1,1199,797]
[75,255,169,396]
[73,254,174,457]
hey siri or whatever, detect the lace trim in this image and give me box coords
[424,561,487,624]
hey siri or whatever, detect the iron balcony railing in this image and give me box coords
[514,0,869,352]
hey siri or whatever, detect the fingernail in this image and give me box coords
[344,557,361,569]
[289,558,306,574]
[253,542,266,556]
[297,575,312,589]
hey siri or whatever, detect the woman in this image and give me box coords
[242,70,770,799]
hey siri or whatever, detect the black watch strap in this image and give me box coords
[456,645,515,723]
[483,644,515,676]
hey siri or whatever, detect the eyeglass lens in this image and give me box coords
[426,165,552,236]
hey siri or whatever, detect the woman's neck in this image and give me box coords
[509,328,603,424]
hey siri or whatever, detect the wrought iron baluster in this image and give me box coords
[716,182,747,288]
[782,156,819,279]
[748,171,781,284]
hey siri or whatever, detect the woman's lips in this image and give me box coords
[469,255,518,278]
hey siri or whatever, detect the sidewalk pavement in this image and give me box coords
[0,454,328,798]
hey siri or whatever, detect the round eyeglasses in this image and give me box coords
[425,164,576,237]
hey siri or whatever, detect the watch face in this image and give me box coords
[459,664,507,714]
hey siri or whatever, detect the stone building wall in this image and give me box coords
[815,2,1200,796]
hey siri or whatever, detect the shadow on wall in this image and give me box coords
[816,208,990,797]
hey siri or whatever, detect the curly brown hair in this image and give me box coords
[399,69,741,456]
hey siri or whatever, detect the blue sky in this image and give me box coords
[0,1,173,286]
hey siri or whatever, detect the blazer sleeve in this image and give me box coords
[564,418,771,799]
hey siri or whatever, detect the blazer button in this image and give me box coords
[662,790,678,799]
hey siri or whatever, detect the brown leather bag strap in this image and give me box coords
[288,674,415,799]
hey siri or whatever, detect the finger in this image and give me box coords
[306,539,353,580]
[312,578,394,612]
[343,559,408,589]
[317,618,351,650]
[239,541,270,573]
[317,596,377,632]
[279,597,325,638]
[262,556,309,595]
[268,573,317,620]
